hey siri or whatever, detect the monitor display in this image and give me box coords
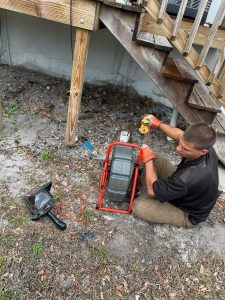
[34,190,52,210]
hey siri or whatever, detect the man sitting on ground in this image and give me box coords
[132,115,219,228]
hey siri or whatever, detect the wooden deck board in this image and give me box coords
[0,0,99,30]
[142,13,225,50]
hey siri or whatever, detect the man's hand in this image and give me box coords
[142,144,156,164]
[144,114,161,129]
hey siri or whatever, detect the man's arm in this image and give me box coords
[145,160,157,197]
[141,145,158,197]
[144,114,184,142]
[158,122,183,142]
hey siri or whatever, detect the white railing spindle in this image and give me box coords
[183,0,208,56]
[171,0,189,40]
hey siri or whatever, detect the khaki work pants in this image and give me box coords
[132,153,193,228]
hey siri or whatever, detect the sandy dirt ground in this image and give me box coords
[0,64,225,300]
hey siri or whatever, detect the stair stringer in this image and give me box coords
[99,5,225,165]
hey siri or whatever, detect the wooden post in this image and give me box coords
[65,28,90,146]
[0,99,3,132]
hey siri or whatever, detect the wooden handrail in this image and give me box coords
[196,1,225,68]
[171,0,188,40]
[183,0,208,56]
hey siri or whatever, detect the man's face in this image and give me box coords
[176,135,208,160]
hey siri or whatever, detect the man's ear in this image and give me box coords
[201,149,208,155]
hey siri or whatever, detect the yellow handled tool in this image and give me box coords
[139,118,150,134]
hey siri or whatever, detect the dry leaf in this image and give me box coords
[200,264,204,274]
[100,291,104,299]
[169,292,177,299]
[116,285,125,297]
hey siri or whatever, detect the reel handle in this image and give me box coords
[46,210,67,231]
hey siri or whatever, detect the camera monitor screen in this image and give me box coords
[34,190,52,210]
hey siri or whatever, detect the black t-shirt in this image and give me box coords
[153,147,219,224]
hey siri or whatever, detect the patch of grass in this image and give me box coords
[0,234,17,247]
[88,244,109,268]
[58,170,67,178]
[40,150,55,160]
[3,102,21,116]
[82,208,96,227]
[0,288,17,300]
[132,262,141,273]
[10,120,19,132]
[0,132,6,142]
[16,149,25,156]
[0,256,7,270]
[9,211,28,227]
[32,243,43,254]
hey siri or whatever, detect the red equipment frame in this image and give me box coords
[96,142,143,214]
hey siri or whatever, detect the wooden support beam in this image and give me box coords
[196,1,225,68]
[157,0,168,24]
[143,0,222,99]
[142,14,225,49]
[183,0,208,56]
[65,28,90,146]
[171,0,188,41]
[0,0,99,30]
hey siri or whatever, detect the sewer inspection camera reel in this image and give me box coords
[96,142,143,214]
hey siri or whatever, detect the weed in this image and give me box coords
[88,244,109,268]
[16,149,25,156]
[0,288,17,300]
[82,208,96,227]
[0,234,17,247]
[40,150,54,160]
[10,120,19,132]
[132,262,141,273]
[0,256,7,270]
[3,102,20,116]
[0,132,6,142]
[54,194,60,201]
[9,211,28,227]
[58,170,67,178]
[32,243,43,254]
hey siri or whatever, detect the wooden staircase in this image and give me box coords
[99,4,225,163]
[143,0,225,104]
[100,5,224,126]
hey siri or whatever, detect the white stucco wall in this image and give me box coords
[0,9,220,107]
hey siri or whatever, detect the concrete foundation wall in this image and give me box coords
[0,9,219,107]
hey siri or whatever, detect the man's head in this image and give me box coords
[176,123,216,160]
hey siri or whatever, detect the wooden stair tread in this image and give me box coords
[188,83,221,113]
[174,59,199,84]
[136,32,173,51]
[162,57,198,84]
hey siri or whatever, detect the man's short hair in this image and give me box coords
[183,123,217,150]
